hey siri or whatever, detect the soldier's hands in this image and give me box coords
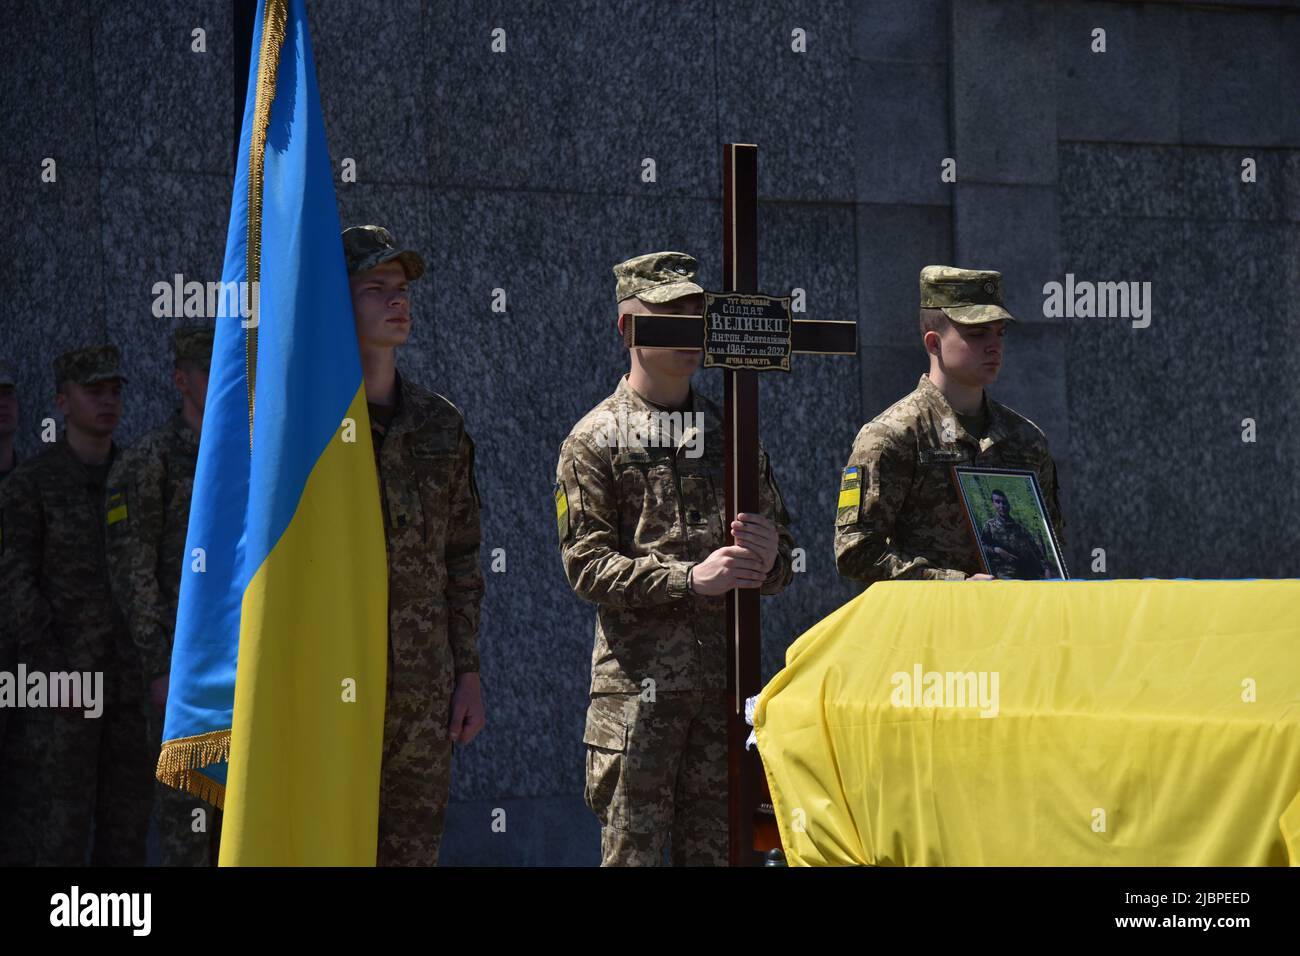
[691,545,768,595]
[150,674,169,714]
[449,672,485,745]
[730,512,778,574]
[968,573,995,581]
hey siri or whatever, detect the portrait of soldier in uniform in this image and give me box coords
[952,468,1066,581]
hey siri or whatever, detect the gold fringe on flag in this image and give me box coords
[244,0,288,449]
[157,729,232,809]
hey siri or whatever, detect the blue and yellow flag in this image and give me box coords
[158,0,388,866]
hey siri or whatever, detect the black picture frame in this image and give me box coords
[950,466,1069,581]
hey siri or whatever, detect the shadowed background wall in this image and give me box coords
[2,0,1296,865]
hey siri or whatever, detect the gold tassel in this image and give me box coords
[152,0,291,817]
[157,730,232,808]
[244,0,288,449]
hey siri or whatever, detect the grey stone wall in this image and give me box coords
[2,0,1296,865]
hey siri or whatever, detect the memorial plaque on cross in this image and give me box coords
[620,144,857,866]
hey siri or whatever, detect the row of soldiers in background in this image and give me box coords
[0,225,487,868]
[0,330,217,866]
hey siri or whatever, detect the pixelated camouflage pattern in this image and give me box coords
[0,438,150,865]
[103,413,212,865]
[612,251,704,304]
[372,375,483,866]
[170,324,214,365]
[919,264,1015,325]
[148,709,216,865]
[0,687,153,865]
[556,375,795,694]
[834,374,1063,583]
[53,344,128,387]
[982,512,1053,579]
[342,224,426,280]
[584,690,727,866]
[105,413,199,680]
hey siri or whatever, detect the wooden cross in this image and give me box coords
[620,144,856,865]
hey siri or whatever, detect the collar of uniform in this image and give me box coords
[55,432,118,480]
[170,411,198,449]
[915,373,1007,453]
[616,374,659,415]
[377,371,419,438]
[615,374,713,455]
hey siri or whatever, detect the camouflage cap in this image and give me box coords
[0,359,14,387]
[170,323,214,365]
[341,225,425,280]
[613,251,705,304]
[920,265,1016,325]
[54,344,128,387]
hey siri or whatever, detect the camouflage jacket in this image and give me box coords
[104,413,198,680]
[0,437,131,674]
[556,376,795,694]
[982,513,1052,579]
[372,376,484,712]
[834,374,1063,583]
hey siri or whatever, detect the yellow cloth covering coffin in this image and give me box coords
[754,580,1300,866]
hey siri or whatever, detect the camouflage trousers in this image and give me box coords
[376,689,454,866]
[583,689,728,866]
[0,680,152,866]
[148,711,216,866]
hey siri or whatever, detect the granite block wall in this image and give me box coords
[1,0,1295,864]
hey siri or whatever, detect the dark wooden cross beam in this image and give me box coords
[620,144,856,866]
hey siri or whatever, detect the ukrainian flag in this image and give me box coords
[157,0,388,865]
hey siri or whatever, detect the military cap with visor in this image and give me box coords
[170,324,214,365]
[920,265,1016,325]
[342,225,426,280]
[613,251,705,304]
[53,344,128,388]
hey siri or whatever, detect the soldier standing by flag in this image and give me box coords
[0,345,152,865]
[342,225,486,866]
[106,325,217,865]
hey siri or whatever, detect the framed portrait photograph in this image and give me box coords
[951,466,1069,581]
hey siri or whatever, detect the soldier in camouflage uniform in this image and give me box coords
[105,324,215,865]
[343,225,486,867]
[981,489,1053,580]
[556,251,796,866]
[0,345,152,866]
[0,360,19,758]
[834,266,1063,583]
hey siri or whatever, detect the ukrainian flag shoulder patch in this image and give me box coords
[554,481,570,541]
[106,489,128,527]
[836,466,861,524]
